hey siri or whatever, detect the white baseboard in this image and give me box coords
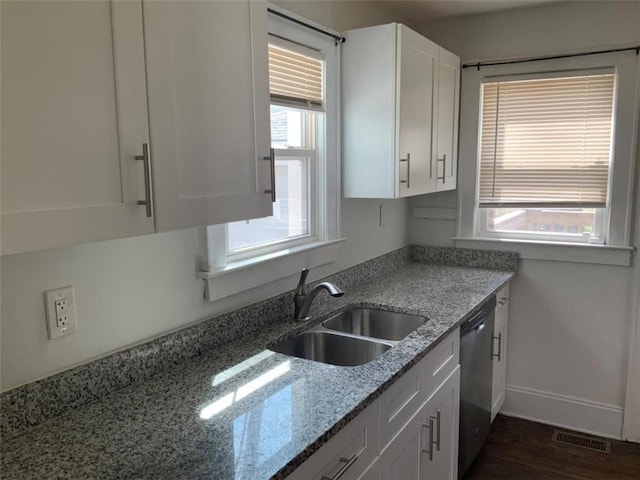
[501,385,624,440]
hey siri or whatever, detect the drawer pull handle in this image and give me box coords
[437,154,446,183]
[134,143,153,218]
[492,332,502,361]
[321,453,358,480]
[432,409,441,451]
[498,296,509,306]
[421,418,435,461]
[399,153,411,188]
[263,148,276,202]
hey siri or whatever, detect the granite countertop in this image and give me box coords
[1,263,514,480]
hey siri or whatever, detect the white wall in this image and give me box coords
[273,0,416,32]
[0,1,411,392]
[413,0,640,438]
[418,0,640,63]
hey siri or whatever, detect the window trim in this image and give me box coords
[198,7,342,301]
[456,51,639,265]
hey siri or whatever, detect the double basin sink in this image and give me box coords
[270,308,427,367]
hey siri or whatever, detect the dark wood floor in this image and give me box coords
[462,415,640,480]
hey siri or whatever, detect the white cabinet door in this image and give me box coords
[491,284,510,421]
[434,48,460,192]
[287,401,379,480]
[421,366,460,480]
[1,0,153,255]
[379,409,424,480]
[143,0,273,232]
[397,26,439,198]
[379,366,460,480]
[342,23,443,199]
[357,457,381,480]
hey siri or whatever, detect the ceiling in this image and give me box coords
[380,0,558,21]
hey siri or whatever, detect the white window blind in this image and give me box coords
[268,43,323,110]
[479,73,615,208]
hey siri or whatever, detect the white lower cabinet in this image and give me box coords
[288,329,460,480]
[418,367,460,480]
[288,401,379,480]
[491,283,510,421]
[379,412,423,479]
[378,367,460,480]
[358,458,381,480]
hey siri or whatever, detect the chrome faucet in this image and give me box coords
[294,268,344,320]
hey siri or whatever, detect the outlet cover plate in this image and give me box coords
[44,286,77,339]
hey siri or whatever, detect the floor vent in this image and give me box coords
[552,430,611,453]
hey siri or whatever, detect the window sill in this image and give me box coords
[197,238,346,302]
[453,237,633,266]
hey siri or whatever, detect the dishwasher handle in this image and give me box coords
[461,297,496,335]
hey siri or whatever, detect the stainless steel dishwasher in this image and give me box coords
[458,296,496,478]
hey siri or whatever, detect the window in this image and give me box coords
[224,30,337,260]
[477,72,614,244]
[227,42,325,257]
[199,9,341,300]
[456,51,638,265]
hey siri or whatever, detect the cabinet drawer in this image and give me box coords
[288,401,379,480]
[496,283,510,314]
[378,355,423,451]
[378,329,459,451]
[420,328,459,396]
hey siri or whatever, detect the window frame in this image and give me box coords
[476,207,607,244]
[198,7,342,300]
[455,51,639,264]
[226,146,318,261]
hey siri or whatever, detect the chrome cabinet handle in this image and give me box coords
[492,332,502,361]
[321,454,358,480]
[437,154,446,183]
[421,417,435,461]
[431,410,441,451]
[263,148,276,202]
[135,143,153,218]
[400,153,411,188]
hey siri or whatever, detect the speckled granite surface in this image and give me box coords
[0,291,296,440]
[412,244,519,271]
[1,261,514,480]
[0,246,412,439]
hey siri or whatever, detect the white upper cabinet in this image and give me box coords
[1,0,273,255]
[1,1,154,255]
[396,26,439,197]
[434,48,460,192]
[342,23,460,199]
[142,0,273,232]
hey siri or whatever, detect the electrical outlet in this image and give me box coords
[44,286,77,339]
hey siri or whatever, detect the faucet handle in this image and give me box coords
[295,268,309,295]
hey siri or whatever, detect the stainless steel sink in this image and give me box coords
[270,331,391,366]
[322,308,427,341]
